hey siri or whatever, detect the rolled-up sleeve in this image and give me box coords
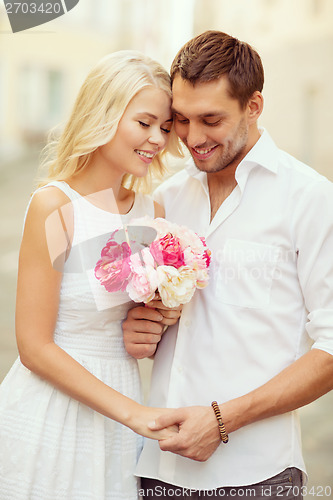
[293,178,333,355]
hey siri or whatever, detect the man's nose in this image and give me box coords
[186,123,206,148]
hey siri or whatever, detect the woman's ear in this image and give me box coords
[247,91,264,124]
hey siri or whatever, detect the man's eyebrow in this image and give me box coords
[172,109,226,118]
[199,112,225,118]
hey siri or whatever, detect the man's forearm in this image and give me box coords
[149,349,333,462]
[223,348,333,433]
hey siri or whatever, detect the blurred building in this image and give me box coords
[0,0,332,179]
[193,0,333,179]
[0,0,194,162]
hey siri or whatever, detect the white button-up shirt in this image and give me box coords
[136,129,333,489]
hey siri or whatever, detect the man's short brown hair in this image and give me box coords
[171,30,264,109]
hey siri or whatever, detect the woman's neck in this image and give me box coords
[66,155,133,214]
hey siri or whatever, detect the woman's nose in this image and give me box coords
[148,127,167,149]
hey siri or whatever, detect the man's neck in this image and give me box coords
[207,125,261,221]
[208,170,238,222]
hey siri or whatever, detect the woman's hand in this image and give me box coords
[128,404,179,441]
[147,405,221,461]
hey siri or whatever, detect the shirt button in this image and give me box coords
[174,362,183,373]
[185,320,191,327]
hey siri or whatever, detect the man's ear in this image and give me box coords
[247,91,264,124]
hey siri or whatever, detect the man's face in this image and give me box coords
[172,75,250,173]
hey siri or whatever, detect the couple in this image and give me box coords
[0,30,332,500]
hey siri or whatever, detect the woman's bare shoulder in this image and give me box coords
[27,186,71,218]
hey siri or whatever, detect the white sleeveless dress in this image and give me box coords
[0,181,154,500]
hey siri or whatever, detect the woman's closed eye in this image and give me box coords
[139,121,150,128]
[139,120,171,134]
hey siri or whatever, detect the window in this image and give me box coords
[47,70,63,122]
[312,0,324,16]
[18,66,64,136]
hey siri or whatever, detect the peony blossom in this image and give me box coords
[195,268,210,289]
[94,240,131,292]
[95,219,211,307]
[150,233,185,268]
[200,237,212,267]
[126,250,158,303]
[157,265,197,308]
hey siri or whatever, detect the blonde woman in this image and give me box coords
[0,51,182,500]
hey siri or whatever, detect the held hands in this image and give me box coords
[123,300,182,359]
[129,405,179,441]
[147,406,222,462]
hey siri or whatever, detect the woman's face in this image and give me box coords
[98,86,172,178]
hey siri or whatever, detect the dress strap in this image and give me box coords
[43,181,80,202]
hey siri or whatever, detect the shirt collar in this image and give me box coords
[239,127,279,174]
[185,158,204,178]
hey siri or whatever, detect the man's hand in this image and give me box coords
[123,305,165,359]
[123,299,182,359]
[148,406,221,462]
[146,298,183,326]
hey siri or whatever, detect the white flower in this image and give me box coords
[196,268,210,288]
[157,265,197,308]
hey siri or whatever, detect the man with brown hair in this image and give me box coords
[123,31,333,499]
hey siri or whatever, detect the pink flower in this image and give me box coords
[199,236,211,267]
[150,233,185,268]
[127,251,158,303]
[202,248,211,268]
[94,240,131,292]
[95,218,212,307]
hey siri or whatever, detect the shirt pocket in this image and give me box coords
[216,238,280,309]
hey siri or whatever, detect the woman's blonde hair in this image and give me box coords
[38,50,182,191]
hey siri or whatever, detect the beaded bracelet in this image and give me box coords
[211,401,229,444]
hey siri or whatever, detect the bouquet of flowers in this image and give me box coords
[94,217,211,308]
